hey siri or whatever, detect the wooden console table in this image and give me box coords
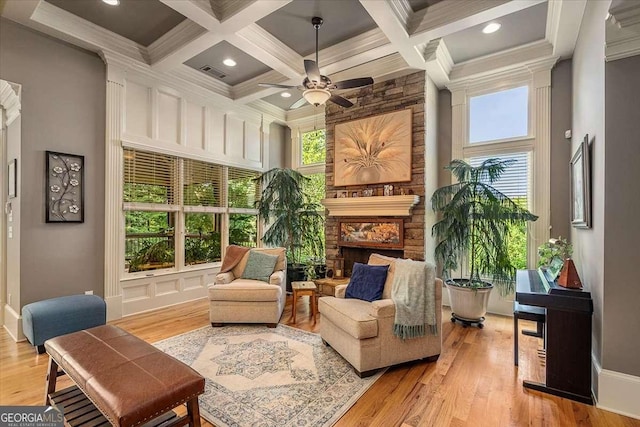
[314,277,350,297]
[45,325,205,427]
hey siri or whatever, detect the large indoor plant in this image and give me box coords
[431,159,538,327]
[255,168,325,290]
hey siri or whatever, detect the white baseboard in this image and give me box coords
[593,354,640,420]
[3,304,26,342]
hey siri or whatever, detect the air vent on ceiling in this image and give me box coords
[199,65,226,79]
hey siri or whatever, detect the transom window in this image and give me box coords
[301,129,326,166]
[469,85,529,144]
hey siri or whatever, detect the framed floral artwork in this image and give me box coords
[334,108,412,186]
[338,219,404,249]
[46,151,84,223]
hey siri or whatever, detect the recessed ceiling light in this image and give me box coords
[281,92,292,98]
[102,0,120,6]
[482,22,501,34]
[223,58,237,67]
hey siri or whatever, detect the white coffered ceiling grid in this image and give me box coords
[1,0,586,118]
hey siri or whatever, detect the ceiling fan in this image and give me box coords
[259,17,374,109]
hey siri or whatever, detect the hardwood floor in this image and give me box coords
[1,296,638,427]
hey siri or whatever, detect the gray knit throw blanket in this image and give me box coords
[391,259,438,339]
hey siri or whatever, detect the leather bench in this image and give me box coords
[45,325,205,427]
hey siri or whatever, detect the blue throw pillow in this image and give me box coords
[241,251,279,282]
[345,262,389,302]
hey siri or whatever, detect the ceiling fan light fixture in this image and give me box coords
[303,88,331,106]
[102,0,120,5]
[482,22,501,34]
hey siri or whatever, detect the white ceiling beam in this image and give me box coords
[0,0,40,22]
[546,0,587,59]
[228,24,303,79]
[152,0,292,72]
[147,20,208,69]
[359,0,426,69]
[409,0,547,45]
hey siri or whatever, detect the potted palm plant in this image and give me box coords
[431,159,538,327]
[255,168,325,291]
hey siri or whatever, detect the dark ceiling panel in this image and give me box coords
[46,0,186,46]
[443,2,548,63]
[184,41,273,86]
[261,90,306,110]
[257,0,378,57]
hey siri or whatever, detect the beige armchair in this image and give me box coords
[318,254,442,377]
[208,247,286,327]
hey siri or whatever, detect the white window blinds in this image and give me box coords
[123,148,178,204]
[183,159,223,207]
[469,152,530,202]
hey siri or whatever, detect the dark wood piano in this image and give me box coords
[516,269,594,404]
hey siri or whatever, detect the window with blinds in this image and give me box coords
[123,148,178,204]
[183,159,223,207]
[228,167,260,209]
[469,152,530,270]
[469,152,530,206]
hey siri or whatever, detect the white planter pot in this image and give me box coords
[446,280,493,325]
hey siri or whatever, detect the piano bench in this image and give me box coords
[514,302,546,367]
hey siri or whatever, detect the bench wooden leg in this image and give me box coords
[186,397,201,427]
[45,356,58,405]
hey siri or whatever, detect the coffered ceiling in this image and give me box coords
[1,0,587,121]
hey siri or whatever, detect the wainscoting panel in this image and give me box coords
[124,81,151,139]
[157,90,181,144]
[186,101,205,150]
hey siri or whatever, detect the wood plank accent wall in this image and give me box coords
[324,71,427,270]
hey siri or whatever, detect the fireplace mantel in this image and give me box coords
[321,195,420,217]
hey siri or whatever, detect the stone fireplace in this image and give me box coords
[323,71,431,275]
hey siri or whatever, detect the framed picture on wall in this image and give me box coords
[570,135,591,229]
[46,151,85,223]
[334,108,412,186]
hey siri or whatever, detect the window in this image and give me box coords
[123,149,178,273]
[469,85,529,144]
[469,152,530,269]
[123,149,260,274]
[301,129,326,165]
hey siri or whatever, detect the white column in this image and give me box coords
[450,88,466,161]
[104,67,125,321]
[530,68,552,267]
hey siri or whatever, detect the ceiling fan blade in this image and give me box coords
[258,83,298,89]
[333,77,374,90]
[329,94,353,108]
[304,59,321,83]
[289,97,308,109]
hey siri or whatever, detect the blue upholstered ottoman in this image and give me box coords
[22,294,106,354]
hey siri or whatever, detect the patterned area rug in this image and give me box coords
[155,325,384,427]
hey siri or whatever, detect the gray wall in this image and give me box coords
[571,0,608,393]
[437,89,452,188]
[0,19,106,307]
[550,59,572,240]
[604,54,640,376]
[268,122,287,168]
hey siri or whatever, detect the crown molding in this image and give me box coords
[232,70,292,102]
[247,99,287,124]
[609,1,640,31]
[449,40,553,83]
[321,195,420,217]
[311,28,390,71]
[147,20,207,66]
[422,38,453,88]
[168,65,233,98]
[28,1,149,64]
[0,80,22,126]
[286,106,325,127]
[606,3,640,61]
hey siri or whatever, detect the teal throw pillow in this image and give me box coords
[241,251,279,282]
